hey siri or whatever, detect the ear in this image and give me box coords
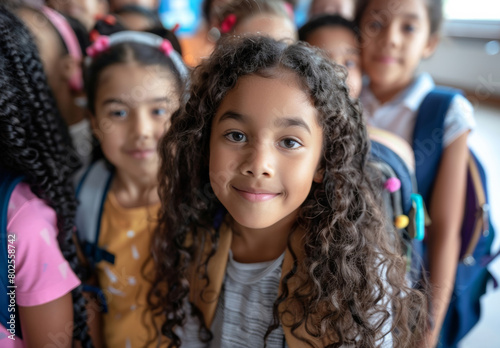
[60,55,83,91]
[89,112,100,138]
[313,167,324,184]
[422,33,440,59]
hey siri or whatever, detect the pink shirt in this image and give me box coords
[0,182,80,346]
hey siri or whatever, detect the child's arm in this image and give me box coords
[18,293,74,347]
[83,281,105,348]
[426,132,469,346]
[72,235,105,348]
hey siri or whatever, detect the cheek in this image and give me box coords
[281,156,317,193]
[154,119,169,139]
[347,70,362,97]
[208,142,227,196]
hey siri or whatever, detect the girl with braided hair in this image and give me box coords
[0,6,92,347]
[149,35,428,348]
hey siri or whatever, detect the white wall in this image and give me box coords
[419,36,500,102]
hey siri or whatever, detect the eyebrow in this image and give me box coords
[218,111,311,134]
[347,47,360,55]
[102,97,171,106]
[274,117,311,134]
[368,9,421,20]
[218,111,246,124]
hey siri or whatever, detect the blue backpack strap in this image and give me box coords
[370,141,413,215]
[0,169,24,338]
[75,160,115,267]
[413,87,463,205]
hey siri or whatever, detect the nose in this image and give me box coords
[132,110,154,140]
[240,143,275,178]
[380,23,402,49]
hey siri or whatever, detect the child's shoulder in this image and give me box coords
[7,182,42,219]
[7,181,57,231]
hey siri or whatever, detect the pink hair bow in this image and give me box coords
[86,36,110,57]
[220,14,237,34]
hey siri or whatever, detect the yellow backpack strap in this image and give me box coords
[188,221,232,328]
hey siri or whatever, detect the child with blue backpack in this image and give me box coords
[356,0,496,346]
[0,7,92,347]
[300,13,426,287]
[77,28,188,347]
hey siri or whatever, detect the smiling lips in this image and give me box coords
[376,56,398,64]
[233,186,280,202]
[127,149,155,159]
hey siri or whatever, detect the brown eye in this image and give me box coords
[225,131,246,142]
[279,138,301,149]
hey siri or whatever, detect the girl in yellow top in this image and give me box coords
[77,28,188,347]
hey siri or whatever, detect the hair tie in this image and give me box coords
[86,35,110,57]
[220,14,237,34]
[159,39,174,56]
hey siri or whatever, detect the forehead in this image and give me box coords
[235,14,297,42]
[362,0,429,20]
[215,73,319,127]
[307,26,358,53]
[96,63,177,100]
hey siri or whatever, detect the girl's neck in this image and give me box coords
[370,79,412,105]
[230,211,297,264]
[111,171,159,209]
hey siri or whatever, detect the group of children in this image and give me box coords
[0,0,491,347]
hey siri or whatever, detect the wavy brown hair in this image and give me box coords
[149,35,427,347]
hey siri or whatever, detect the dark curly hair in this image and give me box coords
[0,7,92,347]
[149,35,427,347]
[298,13,358,42]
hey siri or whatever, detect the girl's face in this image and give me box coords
[91,63,179,182]
[306,26,361,98]
[235,14,297,42]
[209,73,323,231]
[359,0,437,97]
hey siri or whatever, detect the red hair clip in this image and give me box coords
[220,14,237,34]
[95,14,117,26]
[89,29,100,43]
[171,23,180,33]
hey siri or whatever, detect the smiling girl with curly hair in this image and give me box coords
[149,35,428,348]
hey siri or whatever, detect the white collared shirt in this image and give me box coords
[360,73,475,148]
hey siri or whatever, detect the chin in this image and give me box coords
[229,210,276,230]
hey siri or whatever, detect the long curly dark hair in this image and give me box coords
[0,7,92,347]
[149,36,427,347]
